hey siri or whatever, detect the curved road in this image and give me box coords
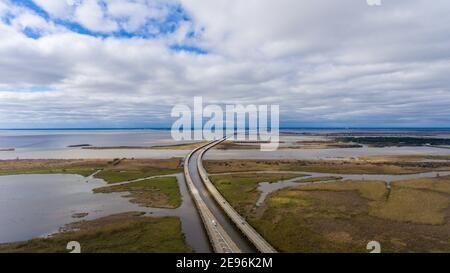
[184,140,255,253]
[184,139,277,253]
[197,139,277,253]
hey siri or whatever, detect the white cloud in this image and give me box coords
[74,0,118,32]
[107,0,168,32]
[0,0,450,127]
[32,0,73,18]
[30,0,178,34]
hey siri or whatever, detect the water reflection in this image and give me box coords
[0,173,210,253]
[205,146,450,160]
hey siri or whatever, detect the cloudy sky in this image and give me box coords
[0,0,449,128]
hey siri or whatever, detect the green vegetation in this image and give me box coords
[210,173,307,215]
[150,141,207,150]
[213,140,363,150]
[395,175,450,194]
[370,187,449,225]
[369,175,450,225]
[337,136,450,147]
[214,141,261,150]
[0,158,183,181]
[204,159,450,175]
[295,176,343,183]
[240,176,450,252]
[359,155,450,162]
[293,141,362,149]
[94,158,182,183]
[94,177,182,209]
[249,188,364,252]
[95,169,180,183]
[83,146,153,149]
[298,181,388,201]
[83,141,207,150]
[0,212,192,253]
[0,159,109,177]
[0,166,100,177]
[0,159,188,253]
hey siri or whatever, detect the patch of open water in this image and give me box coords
[0,173,210,252]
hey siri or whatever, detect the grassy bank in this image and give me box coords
[0,167,98,177]
[0,159,110,177]
[359,155,450,162]
[240,176,450,252]
[94,158,182,183]
[0,158,183,181]
[337,136,450,147]
[0,212,192,253]
[293,141,362,149]
[204,159,450,175]
[295,176,343,183]
[371,175,450,225]
[150,141,207,150]
[94,177,182,209]
[214,141,262,150]
[83,141,207,150]
[210,173,307,215]
[213,140,362,150]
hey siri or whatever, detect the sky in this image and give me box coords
[0,0,449,128]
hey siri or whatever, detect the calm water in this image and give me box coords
[0,173,210,252]
[0,130,193,159]
[0,148,189,160]
[0,174,144,243]
[0,130,176,149]
[205,146,450,160]
[2,129,450,160]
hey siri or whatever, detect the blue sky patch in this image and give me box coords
[1,11,15,25]
[1,85,54,92]
[10,0,195,40]
[169,44,208,55]
[8,0,208,54]
[11,0,50,20]
[22,26,41,39]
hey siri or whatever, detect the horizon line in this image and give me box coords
[1,127,450,131]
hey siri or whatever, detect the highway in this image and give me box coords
[184,138,277,253]
[184,140,254,253]
[197,139,277,253]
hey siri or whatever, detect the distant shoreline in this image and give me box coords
[1,127,450,131]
